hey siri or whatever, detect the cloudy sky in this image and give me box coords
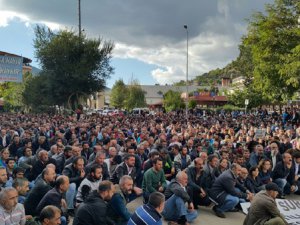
[0,0,273,87]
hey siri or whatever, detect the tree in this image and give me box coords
[163,90,184,112]
[242,0,300,103]
[0,72,32,111]
[25,25,114,110]
[125,80,146,110]
[110,79,128,109]
[188,99,197,109]
[227,88,266,109]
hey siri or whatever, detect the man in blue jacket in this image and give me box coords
[107,175,142,225]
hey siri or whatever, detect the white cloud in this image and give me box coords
[0,11,29,27]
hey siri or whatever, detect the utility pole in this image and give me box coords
[78,0,81,37]
[184,25,189,121]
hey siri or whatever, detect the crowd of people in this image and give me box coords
[0,107,299,225]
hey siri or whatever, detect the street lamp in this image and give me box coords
[184,25,189,121]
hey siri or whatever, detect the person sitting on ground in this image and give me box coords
[62,156,85,216]
[209,163,253,218]
[163,171,198,225]
[174,146,192,173]
[39,205,62,225]
[12,177,30,204]
[30,150,57,181]
[186,157,211,208]
[249,144,266,167]
[24,167,56,216]
[85,151,109,180]
[203,155,219,189]
[111,154,137,184]
[243,182,288,225]
[73,180,116,225]
[245,166,265,194]
[0,187,26,225]
[36,175,69,225]
[258,158,272,185]
[107,175,142,225]
[128,192,165,225]
[0,166,7,191]
[142,157,167,203]
[272,152,297,197]
[76,164,103,205]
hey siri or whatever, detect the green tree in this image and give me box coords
[125,80,146,110]
[25,25,114,110]
[110,79,128,109]
[23,72,52,111]
[227,88,266,109]
[243,0,300,103]
[188,99,197,109]
[163,90,184,112]
[0,72,32,111]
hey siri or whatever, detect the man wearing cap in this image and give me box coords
[243,182,288,225]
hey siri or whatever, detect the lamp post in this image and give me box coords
[78,0,82,37]
[184,25,189,121]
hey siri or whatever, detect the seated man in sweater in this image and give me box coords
[142,157,167,203]
[162,171,198,224]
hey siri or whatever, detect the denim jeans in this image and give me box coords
[162,194,198,223]
[61,216,67,225]
[216,194,239,213]
[66,183,76,209]
[274,178,287,195]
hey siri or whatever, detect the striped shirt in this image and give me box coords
[127,204,162,225]
[0,203,26,225]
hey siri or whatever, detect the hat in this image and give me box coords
[265,182,280,192]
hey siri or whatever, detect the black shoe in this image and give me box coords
[278,195,286,199]
[68,209,75,217]
[213,206,226,218]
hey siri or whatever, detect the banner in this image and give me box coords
[241,199,300,225]
[0,55,23,82]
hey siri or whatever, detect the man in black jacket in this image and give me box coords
[186,157,211,208]
[73,180,116,225]
[62,156,85,215]
[272,152,297,197]
[209,163,253,218]
[24,167,56,216]
[162,171,198,224]
[29,150,57,181]
[36,175,69,218]
[111,154,137,184]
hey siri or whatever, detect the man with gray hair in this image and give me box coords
[107,175,142,225]
[162,171,198,224]
[30,149,57,181]
[0,187,26,225]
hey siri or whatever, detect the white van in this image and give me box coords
[132,108,150,115]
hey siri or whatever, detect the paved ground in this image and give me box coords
[126,194,300,225]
